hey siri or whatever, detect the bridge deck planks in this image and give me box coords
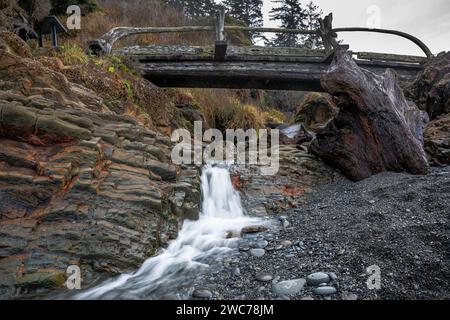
[114,45,425,90]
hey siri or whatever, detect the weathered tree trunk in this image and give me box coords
[310,49,430,181]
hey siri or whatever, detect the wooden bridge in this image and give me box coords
[89,11,432,91]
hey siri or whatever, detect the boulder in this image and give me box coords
[310,49,429,181]
[279,124,313,146]
[0,31,32,58]
[424,114,450,165]
[295,92,338,132]
[407,51,450,119]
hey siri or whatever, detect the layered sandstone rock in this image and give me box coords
[0,33,200,299]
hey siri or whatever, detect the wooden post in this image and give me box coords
[214,7,227,61]
[50,24,58,47]
[38,28,43,47]
[319,13,338,53]
[216,7,226,41]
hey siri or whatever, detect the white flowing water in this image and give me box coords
[75,165,263,299]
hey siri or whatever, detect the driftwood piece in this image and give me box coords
[333,27,433,58]
[88,26,215,55]
[310,49,430,181]
[356,52,427,64]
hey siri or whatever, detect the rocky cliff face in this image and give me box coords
[407,52,450,120]
[408,52,450,166]
[0,32,200,299]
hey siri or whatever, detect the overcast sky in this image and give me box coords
[257,0,449,56]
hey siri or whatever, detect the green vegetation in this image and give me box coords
[266,0,323,48]
[262,108,285,124]
[162,0,216,19]
[59,43,88,65]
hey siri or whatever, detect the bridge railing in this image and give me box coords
[88,9,432,61]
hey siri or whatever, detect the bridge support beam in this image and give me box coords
[138,59,421,91]
[214,41,228,61]
[214,6,228,61]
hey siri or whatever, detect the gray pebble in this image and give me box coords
[254,240,269,249]
[255,272,273,282]
[250,248,266,257]
[193,288,213,299]
[272,278,306,296]
[281,240,292,247]
[328,272,338,281]
[306,272,330,286]
[313,286,337,296]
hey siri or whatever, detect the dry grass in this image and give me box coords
[229,103,264,130]
[191,89,265,130]
[59,0,215,49]
[262,108,285,124]
[58,42,89,65]
[187,88,237,130]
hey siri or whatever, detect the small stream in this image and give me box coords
[74,165,264,299]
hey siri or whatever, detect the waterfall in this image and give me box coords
[74,165,262,299]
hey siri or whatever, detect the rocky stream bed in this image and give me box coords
[192,166,450,300]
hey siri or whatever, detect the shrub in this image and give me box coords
[262,108,285,124]
[185,88,236,130]
[58,43,88,65]
[228,103,264,130]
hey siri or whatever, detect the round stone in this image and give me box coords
[341,292,358,300]
[272,278,306,296]
[313,286,337,296]
[255,272,273,282]
[250,248,265,257]
[253,240,269,249]
[306,272,330,286]
[281,240,292,247]
[328,272,338,281]
[193,288,213,299]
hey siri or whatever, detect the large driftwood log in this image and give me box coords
[310,49,430,181]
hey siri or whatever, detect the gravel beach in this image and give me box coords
[193,167,450,300]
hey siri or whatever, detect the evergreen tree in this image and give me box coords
[163,0,217,19]
[223,0,263,28]
[302,1,323,49]
[223,0,263,43]
[267,0,304,47]
[267,0,323,48]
